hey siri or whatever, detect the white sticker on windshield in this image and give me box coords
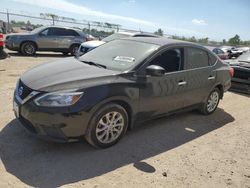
[114,56,135,63]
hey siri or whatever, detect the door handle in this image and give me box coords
[208,76,215,80]
[178,81,187,86]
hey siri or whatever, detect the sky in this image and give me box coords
[0,0,250,41]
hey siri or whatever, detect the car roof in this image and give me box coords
[122,37,197,47]
[45,25,82,32]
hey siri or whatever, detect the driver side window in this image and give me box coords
[149,48,184,73]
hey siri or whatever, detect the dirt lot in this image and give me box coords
[0,51,250,188]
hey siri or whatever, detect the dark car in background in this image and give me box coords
[227,51,250,94]
[5,26,87,55]
[13,37,232,148]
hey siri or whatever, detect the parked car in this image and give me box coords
[13,37,232,148]
[229,47,243,58]
[206,46,229,60]
[238,46,250,53]
[0,33,8,59]
[0,33,4,52]
[76,31,160,57]
[5,26,87,55]
[77,40,105,56]
[227,51,250,94]
[221,46,243,58]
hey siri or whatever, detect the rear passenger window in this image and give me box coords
[209,53,218,66]
[65,29,80,36]
[48,28,65,36]
[186,47,209,69]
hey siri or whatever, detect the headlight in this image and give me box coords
[34,92,83,107]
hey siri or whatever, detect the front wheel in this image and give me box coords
[85,103,128,148]
[200,88,220,115]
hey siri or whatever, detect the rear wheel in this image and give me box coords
[200,88,220,115]
[21,42,36,55]
[85,103,128,148]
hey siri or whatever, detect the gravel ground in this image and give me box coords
[0,51,250,188]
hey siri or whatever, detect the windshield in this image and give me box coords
[79,39,159,71]
[30,26,46,34]
[102,33,133,42]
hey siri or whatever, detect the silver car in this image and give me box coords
[5,26,87,55]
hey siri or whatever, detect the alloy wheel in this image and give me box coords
[207,91,219,113]
[96,111,124,144]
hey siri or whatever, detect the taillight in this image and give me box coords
[0,34,4,47]
[229,67,234,77]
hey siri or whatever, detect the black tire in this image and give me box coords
[200,88,220,115]
[70,44,79,56]
[62,52,69,56]
[85,103,128,148]
[20,42,36,56]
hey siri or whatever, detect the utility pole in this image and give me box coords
[6,9,10,33]
[88,22,90,34]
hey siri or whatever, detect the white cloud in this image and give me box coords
[191,19,207,25]
[128,0,136,3]
[13,0,154,26]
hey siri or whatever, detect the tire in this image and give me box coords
[200,88,220,115]
[21,42,36,55]
[85,103,128,148]
[70,44,79,56]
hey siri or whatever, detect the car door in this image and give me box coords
[36,28,58,49]
[182,47,216,105]
[57,29,80,49]
[137,47,193,120]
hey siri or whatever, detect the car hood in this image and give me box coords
[7,33,31,37]
[81,40,105,48]
[20,57,120,92]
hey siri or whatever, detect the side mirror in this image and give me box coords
[146,65,165,76]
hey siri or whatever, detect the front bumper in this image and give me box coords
[5,39,19,51]
[230,79,250,94]
[13,86,91,142]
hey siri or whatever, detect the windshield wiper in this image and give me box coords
[80,61,106,69]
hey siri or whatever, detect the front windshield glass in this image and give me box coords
[30,26,46,34]
[79,39,159,71]
[102,33,133,42]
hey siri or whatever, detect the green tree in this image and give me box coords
[198,37,209,44]
[154,28,164,36]
[222,39,226,45]
[228,34,240,45]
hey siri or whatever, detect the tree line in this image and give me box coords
[154,28,250,46]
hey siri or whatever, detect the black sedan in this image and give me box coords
[13,37,232,148]
[227,51,250,94]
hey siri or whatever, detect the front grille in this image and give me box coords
[234,69,250,80]
[18,80,33,100]
[80,46,90,53]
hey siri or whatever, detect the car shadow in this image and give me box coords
[7,52,69,58]
[0,108,234,187]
